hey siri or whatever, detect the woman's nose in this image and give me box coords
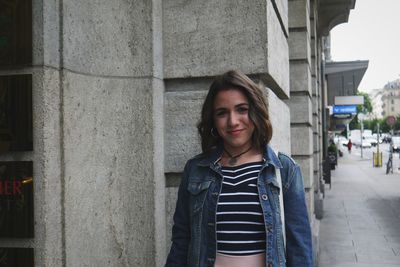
[228,112,239,126]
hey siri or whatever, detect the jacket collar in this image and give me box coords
[197,144,283,169]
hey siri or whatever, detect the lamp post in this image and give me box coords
[358,113,365,158]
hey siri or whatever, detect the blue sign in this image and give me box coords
[333,105,357,114]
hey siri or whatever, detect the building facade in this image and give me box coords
[369,79,400,119]
[0,0,355,266]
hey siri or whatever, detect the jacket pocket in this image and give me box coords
[187,180,212,214]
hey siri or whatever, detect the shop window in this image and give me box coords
[0,0,32,67]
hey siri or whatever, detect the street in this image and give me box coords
[319,143,400,266]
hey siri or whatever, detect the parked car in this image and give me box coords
[392,136,400,153]
[364,136,377,147]
[353,138,372,148]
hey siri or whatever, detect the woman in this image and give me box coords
[166,70,313,267]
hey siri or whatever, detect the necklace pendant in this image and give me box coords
[228,157,237,166]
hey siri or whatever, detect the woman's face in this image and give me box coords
[213,89,255,152]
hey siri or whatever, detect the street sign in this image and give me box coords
[386,116,397,126]
[357,113,365,121]
[333,105,357,114]
[335,96,364,105]
[333,113,352,119]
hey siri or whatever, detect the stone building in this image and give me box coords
[370,89,384,119]
[368,79,400,119]
[0,0,356,266]
[381,79,400,118]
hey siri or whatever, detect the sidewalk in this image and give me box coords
[318,149,400,267]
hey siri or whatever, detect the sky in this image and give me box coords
[330,0,400,93]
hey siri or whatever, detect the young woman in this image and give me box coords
[166,70,313,267]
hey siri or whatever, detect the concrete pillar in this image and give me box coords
[288,0,314,216]
[5,0,166,266]
[61,1,165,265]
[163,0,292,254]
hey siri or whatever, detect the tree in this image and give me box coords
[349,92,373,130]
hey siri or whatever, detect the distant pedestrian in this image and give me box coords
[347,139,352,154]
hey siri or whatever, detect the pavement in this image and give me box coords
[318,144,400,267]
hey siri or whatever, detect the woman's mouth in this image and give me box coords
[228,129,243,136]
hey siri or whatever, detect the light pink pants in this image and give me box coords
[214,253,266,267]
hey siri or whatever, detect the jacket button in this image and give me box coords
[267,226,273,233]
[268,262,273,267]
[261,194,268,200]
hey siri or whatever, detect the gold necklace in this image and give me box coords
[223,146,252,166]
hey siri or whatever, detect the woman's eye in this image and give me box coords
[237,107,248,113]
[215,111,226,117]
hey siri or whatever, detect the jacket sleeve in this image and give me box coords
[282,162,313,267]
[165,162,191,266]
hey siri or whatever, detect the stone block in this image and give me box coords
[63,72,156,266]
[313,114,319,132]
[267,89,291,154]
[164,88,206,173]
[294,156,314,189]
[266,0,290,97]
[63,0,153,76]
[33,68,63,266]
[271,0,288,34]
[291,126,313,155]
[289,30,311,62]
[287,94,312,125]
[288,0,310,30]
[313,131,320,151]
[165,185,179,254]
[163,0,289,96]
[289,61,312,94]
[312,76,318,95]
[33,0,60,67]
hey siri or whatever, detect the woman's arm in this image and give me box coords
[283,163,313,267]
[165,163,191,266]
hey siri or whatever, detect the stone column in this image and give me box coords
[288,0,314,216]
[57,0,164,266]
[163,0,291,254]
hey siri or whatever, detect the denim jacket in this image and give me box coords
[166,145,313,267]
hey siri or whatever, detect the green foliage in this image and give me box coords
[349,92,373,130]
[354,115,400,133]
[356,92,373,114]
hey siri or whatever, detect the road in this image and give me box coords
[318,143,400,266]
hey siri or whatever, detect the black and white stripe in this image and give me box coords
[216,162,266,256]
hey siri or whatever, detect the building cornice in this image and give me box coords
[318,0,356,36]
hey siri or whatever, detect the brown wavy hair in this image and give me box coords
[197,70,273,152]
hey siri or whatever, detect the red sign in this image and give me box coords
[386,116,397,126]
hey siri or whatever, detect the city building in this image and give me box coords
[370,89,384,119]
[0,0,357,266]
[381,79,400,118]
[368,79,400,119]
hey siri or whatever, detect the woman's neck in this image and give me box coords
[220,146,262,166]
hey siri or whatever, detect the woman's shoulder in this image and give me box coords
[275,151,301,187]
[276,151,298,168]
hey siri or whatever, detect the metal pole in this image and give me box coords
[377,123,380,154]
[361,120,363,158]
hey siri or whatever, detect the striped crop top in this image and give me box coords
[216,161,266,256]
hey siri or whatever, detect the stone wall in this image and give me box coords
[0,0,355,265]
